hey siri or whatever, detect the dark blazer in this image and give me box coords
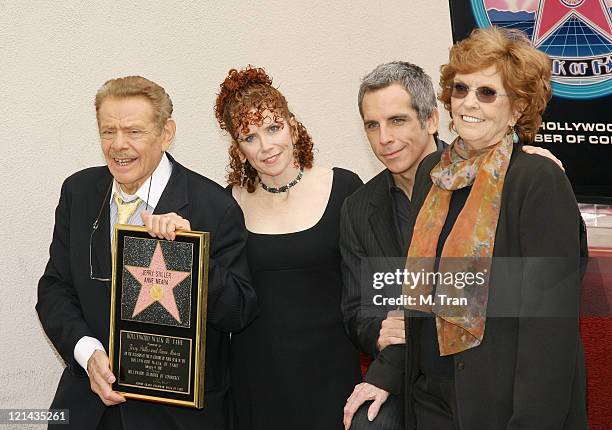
[36,153,258,430]
[340,169,411,430]
[340,169,404,358]
[365,145,587,430]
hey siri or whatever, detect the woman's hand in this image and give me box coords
[377,311,406,351]
[522,145,564,171]
[141,211,191,240]
[343,382,390,429]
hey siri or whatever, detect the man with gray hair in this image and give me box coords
[340,61,561,429]
[340,61,444,430]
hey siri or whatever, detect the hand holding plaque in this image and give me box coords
[109,225,209,408]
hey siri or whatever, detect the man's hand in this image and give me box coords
[87,350,126,406]
[343,382,390,430]
[522,145,564,171]
[141,211,191,241]
[377,310,405,351]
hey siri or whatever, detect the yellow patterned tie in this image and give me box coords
[114,194,142,225]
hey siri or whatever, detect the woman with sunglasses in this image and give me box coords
[344,27,586,430]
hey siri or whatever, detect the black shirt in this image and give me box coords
[419,186,472,378]
[390,183,411,252]
[388,137,448,253]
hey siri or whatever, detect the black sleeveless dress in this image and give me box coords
[230,168,363,430]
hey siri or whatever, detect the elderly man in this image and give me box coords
[340,61,562,429]
[37,76,257,429]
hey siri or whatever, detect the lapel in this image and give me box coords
[90,170,113,283]
[368,171,403,257]
[152,153,189,216]
[90,154,188,283]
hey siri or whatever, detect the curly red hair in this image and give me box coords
[439,27,552,143]
[214,66,314,192]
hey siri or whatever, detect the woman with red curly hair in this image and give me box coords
[344,27,586,430]
[214,66,363,430]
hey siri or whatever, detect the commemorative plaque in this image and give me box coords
[109,225,209,408]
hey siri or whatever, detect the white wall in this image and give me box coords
[0,0,453,412]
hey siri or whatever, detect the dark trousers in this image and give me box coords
[97,405,124,430]
[413,374,459,430]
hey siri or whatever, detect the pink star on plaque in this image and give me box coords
[533,0,612,46]
[125,242,190,323]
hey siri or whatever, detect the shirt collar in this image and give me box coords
[385,169,398,191]
[110,152,173,210]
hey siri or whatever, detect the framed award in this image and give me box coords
[109,225,209,408]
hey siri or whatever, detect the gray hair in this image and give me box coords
[358,61,437,128]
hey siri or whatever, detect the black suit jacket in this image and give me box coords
[340,169,405,358]
[340,138,448,359]
[365,146,587,430]
[36,153,257,429]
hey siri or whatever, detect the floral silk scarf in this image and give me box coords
[403,135,513,356]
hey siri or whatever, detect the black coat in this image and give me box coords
[365,145,588,430]
[36,153,258,429]
[340,169,405,358]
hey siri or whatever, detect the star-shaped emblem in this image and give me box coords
[533,0,612,46]
[125,242,190,323]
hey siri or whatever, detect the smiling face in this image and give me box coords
[361,83,438,177]
[98,96,174,194]
[235,110,296,181]
[451,65,517,150]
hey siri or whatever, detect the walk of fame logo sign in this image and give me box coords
[470,0,612,99]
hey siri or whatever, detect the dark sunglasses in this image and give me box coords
[450,82,508,103]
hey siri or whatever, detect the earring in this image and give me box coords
[511,125,519,144]
[240,160,247,183]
